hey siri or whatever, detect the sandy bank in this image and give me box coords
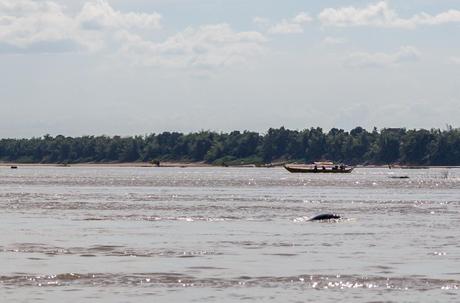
[0,161,212,168]
[1,162,459,169]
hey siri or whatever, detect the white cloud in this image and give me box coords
[415,10,460,26]
[322,36,347,45]
[77,0,161,30]
[0,0,266,69]
[268,12,312,34]
[345,46,421,68]
[292,12,312,24]
[253,16,269,26]
[117,24,267,69]
[319,1,460,29]
[0,0,162,52]
[451,57,460,65]
[0,0,77,50]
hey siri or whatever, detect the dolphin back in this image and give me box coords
[309,213,341,221]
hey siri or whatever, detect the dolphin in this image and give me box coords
[308,213,341,221]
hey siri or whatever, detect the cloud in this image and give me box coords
[451,57,460,65]
[0,0,162,52]
[0,0,266,69]
[319,1,460,29]
[268,12,312,34]
[0,0,78,51]
[322,36,347,45]
[345,46,421,68]
[117,24,267,69]
[77,0,161,30]
[253,16,269,26]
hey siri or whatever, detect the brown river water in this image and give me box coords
[0,166,459,302]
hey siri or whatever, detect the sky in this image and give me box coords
[1,0,460,137]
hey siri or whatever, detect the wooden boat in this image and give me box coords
[389,175,409,179]
[284,162,354,173]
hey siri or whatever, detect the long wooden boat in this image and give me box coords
[284,162,354,173]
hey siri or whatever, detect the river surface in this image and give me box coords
[0,166,459,302]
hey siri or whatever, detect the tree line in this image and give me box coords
[1,127,460,165]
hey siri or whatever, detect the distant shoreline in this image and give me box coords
[0,161,211,168]
[2,128,460,166]
[1,162,459,169]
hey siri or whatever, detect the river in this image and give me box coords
[0,166,459,302]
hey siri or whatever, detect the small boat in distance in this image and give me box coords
[284,162,354,173]
[389,175,409,179]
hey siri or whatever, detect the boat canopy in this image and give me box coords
[313,161,334,166]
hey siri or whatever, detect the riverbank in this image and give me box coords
[1,162,460,169]
[0,161,213,168]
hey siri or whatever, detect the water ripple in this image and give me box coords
[0,273,458,291]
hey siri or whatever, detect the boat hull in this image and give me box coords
[284,165,354,173]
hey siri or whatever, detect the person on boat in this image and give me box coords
[322,166,326,170]
[314,165,318,171]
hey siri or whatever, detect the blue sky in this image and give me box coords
[1,0,460,137]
